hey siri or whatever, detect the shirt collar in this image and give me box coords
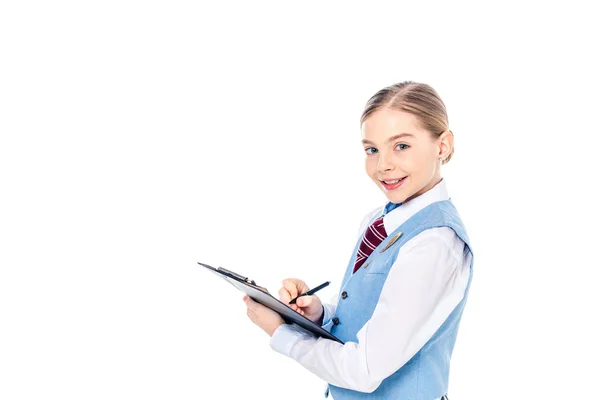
[382,178,450,233]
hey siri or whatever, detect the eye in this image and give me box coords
[395,143,410,151]
[365,147,378,155]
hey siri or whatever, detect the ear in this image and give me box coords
[438,130,454,160]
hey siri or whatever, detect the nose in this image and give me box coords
[377,150,395,173]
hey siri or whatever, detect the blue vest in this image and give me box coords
[326,200,474,399]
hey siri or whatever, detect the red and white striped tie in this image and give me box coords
[353,216,387,274]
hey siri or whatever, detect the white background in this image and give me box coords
[1,1,599,399]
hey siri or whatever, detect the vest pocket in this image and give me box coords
[363,252,396,275]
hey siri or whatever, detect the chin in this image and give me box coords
[381,189,407,204]
[388,195,407,204]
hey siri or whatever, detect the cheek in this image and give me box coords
[407,149,433,173]
[394,155,414,172]
[365,157,377,177]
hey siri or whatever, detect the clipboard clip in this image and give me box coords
[197,262,270,294]
[218,267,270,293]
[218,267,256,285]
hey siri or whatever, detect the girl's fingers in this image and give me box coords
[297,296,312,307]
[244,296,254,308]
[279,287,292,303]
[279,287,300,311]
[282,280,299,298]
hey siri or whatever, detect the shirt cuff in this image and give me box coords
[321,303,336,333]
[269,323,314,357]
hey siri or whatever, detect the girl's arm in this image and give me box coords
[269,227,471,393]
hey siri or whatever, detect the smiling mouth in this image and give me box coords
[380,177,406,184]
[380,176,407,190]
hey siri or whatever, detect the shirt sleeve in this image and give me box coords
[320,302,337,333]
[269,227,471,393]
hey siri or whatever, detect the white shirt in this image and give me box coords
[269,179,472,398]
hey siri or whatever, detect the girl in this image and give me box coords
[243,81,473,400]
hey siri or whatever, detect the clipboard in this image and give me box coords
[197,262,344,344]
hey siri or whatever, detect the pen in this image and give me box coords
[289,281,331,305]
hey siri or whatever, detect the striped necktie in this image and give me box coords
[353,216,387,274]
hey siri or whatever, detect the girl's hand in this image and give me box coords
[278,278,324,324]
[243,295,284,336]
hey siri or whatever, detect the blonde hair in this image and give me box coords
[360,81,454,165]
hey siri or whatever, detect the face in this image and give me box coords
[361,108,451,204]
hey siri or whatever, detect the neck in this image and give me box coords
[404,176,443,204]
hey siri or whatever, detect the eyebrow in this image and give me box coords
[361,133,415,146]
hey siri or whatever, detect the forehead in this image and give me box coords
[361,108,425,138]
